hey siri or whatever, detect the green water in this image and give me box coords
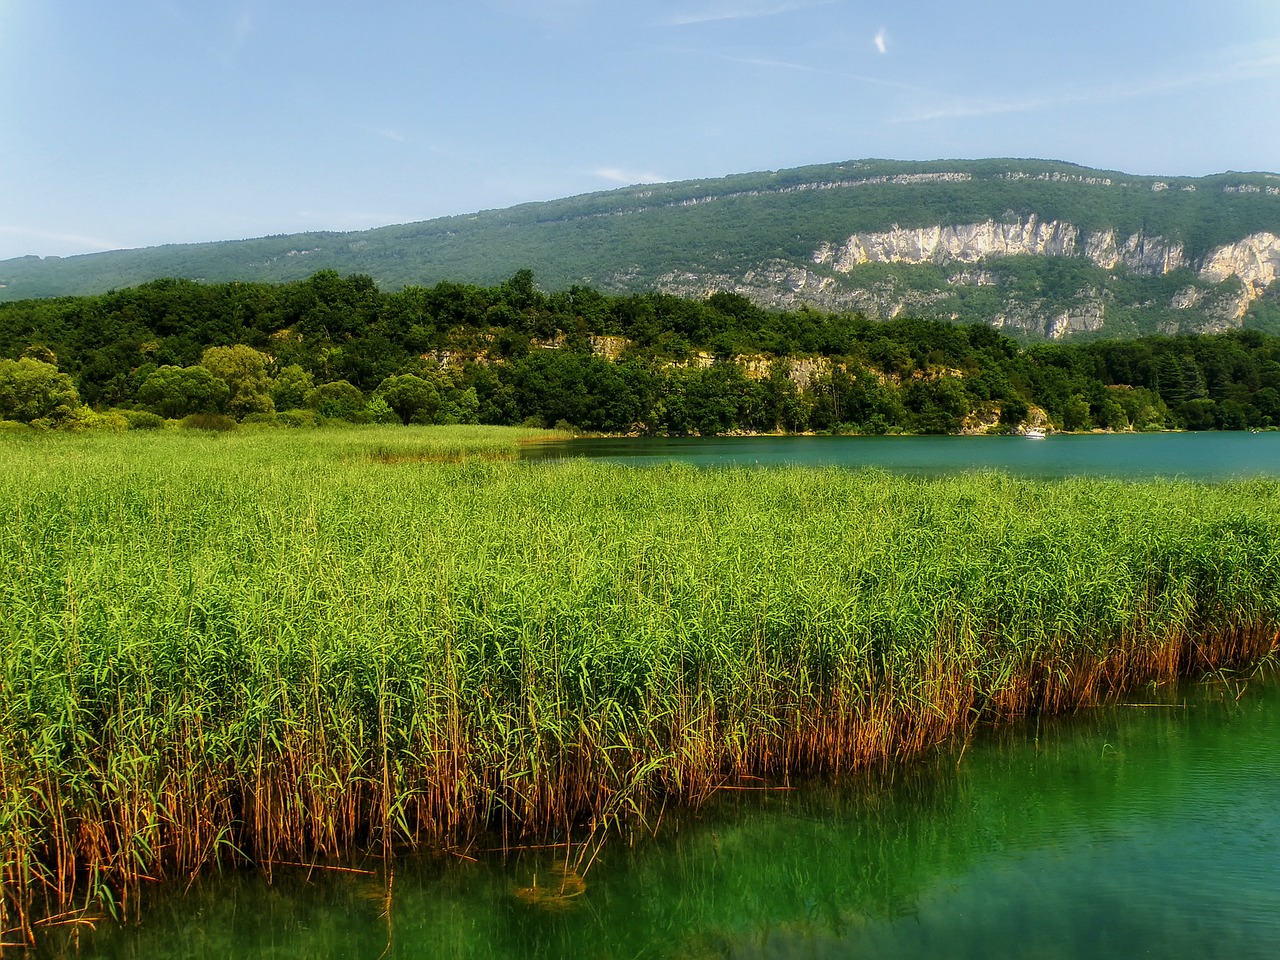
[522,432,1280,480]
[51,668,1280,959]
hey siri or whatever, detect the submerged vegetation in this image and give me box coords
[1,427,1278,944]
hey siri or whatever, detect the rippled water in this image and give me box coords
[52,668,1280,959]
[522,432,1280,481]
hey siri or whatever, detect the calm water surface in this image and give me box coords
[522,432,1280,480]
[55,669,1280,959]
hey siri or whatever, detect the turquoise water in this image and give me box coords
[522,432,1280,480]
[52,669,1280,959]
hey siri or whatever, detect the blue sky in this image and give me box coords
[2,0,1278,261]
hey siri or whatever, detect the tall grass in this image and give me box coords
[1,427,1278,944]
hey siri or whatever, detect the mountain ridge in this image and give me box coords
[4,158,1280,339]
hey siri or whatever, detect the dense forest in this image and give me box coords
[2,270,1279,435]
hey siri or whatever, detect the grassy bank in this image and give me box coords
[2,427,1278,943]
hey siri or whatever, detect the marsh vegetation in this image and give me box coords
[1,426,1277,947]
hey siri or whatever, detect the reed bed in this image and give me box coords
[1,427,1278,944]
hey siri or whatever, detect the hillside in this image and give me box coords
[3,158,1280,339]
[4,272,1280,435]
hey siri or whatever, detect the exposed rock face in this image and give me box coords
[948,269,1001,286]
[1084,229,1186,274]
[660,217,1280,340]
[816,217,1079,270]
[1199,232,1280,303]
[1170,286,1205,310]
[658,261,849,312]
[808,217,1198,277]
[814,218,1192,278]
[589,335,629,360]
[991,290,1106,340]
[1167,280,1253,330]
[734,355,833,388]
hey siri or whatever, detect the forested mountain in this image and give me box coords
[3,271,1279,435]
[3,159,1280,340]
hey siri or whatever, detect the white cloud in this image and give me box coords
[232,10,253,46]
[664,1,833,27]
[0,224,120,256]
[894,42,1280,123]
[594,167,666,185]
[666,46,932,93]
[874,28,887,54]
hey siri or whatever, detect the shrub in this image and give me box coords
[276,409,322,428]
[62,406,128,433]
[179,413,238,432]
[367,395,401,425]
[120,409,166,430]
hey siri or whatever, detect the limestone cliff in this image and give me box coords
[814,217,1079,270]
[1199,232,1280,305]
[814,218,1192,277]
[991,290,1107,340]
[1084,229,1186,274]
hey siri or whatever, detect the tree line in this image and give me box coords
[1,270,1278,433]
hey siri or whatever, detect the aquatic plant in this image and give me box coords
[1,427,1277,945]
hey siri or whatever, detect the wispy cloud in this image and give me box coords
[664,0,834,27]
[895,42,1280,123]
[594,167,666,185]
[232,10,253,46]
[666,46,932,94]
[0,224,119,255]
[873,28,887,55]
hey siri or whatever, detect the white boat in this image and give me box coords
[1023,426,1047,439]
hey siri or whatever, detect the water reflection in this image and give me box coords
[522,432,1280,481]
[55,670,1280,959]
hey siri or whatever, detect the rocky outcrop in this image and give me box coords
[735,355,832,388]
[589,335,629,360]
[1084,229,1186,274]
[814,218,1203,277]
[815,218,1194,278]
[991,290,1107,340]
[658,261,849,312]
[816,216,1079,270]
[1168,280,1253,331]
[1199,233,1280,303]
[948,269,1001,286]
[661,212,1280,339]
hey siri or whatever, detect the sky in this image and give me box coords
[1,0,1279,261]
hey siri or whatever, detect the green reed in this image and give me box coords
[1,427,1278,944]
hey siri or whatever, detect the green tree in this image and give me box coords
[375,374,440,425]
[999,396,1030,428]
[1096,397,1128,431]
[0,357,80,423]
[306,380,366,421]
[1062,394,1093,431]
[1180,398,1218,430]
[367,395,401,424]
[271,364,315,411]
[202,345,274,418]
[438,386,480,425]
[136,365,229,419]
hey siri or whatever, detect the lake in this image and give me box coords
[522,431,1280,481]
[50,668,1280,959]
